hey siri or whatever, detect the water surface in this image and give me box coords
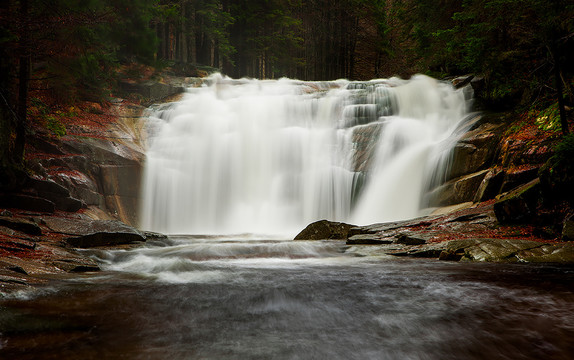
[1,236,573,359]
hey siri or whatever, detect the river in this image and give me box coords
[1,235,573,359]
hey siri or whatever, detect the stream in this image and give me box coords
[1,236,573,359]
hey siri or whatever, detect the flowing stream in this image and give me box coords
[1,237,573,359]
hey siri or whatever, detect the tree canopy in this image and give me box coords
[1,0,573,173]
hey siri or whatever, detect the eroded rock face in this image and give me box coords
[427,170,489,206]
[449,122,502,180]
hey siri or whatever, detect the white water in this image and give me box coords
[141,74,471,235]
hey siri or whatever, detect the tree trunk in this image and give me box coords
[14,0,29,164]
[552,39,569,135]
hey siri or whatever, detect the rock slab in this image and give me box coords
[44,217,145,248]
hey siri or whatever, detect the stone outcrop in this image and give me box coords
[44,217,145,248]
[448,121,502,180]
[294,203,574,263]
[493,178,540,224]
[119,80,184,104]
[25,100,151,226]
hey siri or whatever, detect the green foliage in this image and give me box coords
[28,98,70,137]
[532,103,561,133]
[45,115,67,137]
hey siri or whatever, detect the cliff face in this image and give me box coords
[22,101,149,226]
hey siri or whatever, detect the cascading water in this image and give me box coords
[140,74,472,235]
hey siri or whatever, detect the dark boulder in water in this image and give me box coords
[294,219,355,240]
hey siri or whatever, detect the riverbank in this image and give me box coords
[295,201,574,263]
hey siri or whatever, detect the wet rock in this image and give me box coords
[428,170,489,206]
[562,213,574,241]
[516,243,574,263]
[449,123,501,180]
[346,234,393,245]
[51,259,100,272]
[0,194,56,213]
[438,249,465,261]
[473,169,505,202]
[294,220,355,240]
[0,216,42,235]
[142,231,169,241]
[452,239,543,262]
[494,178,540,224]
[44,217,144,248]
[119,80,184,103]
[394,233,428,245]
[500,166,540,193]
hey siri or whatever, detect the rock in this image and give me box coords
[346,234,393,245]
[494,178,540,224]
[26,177,70,196]
[500,166,540,193]
[51,259,100,272]
[351,122,383,172]
[119,80,184,103]
[452,239,542,262]
[142,231,169,241]
[44,217,144,248]
[562,213,574,241]
[516,243,574,263]
[0,216,42,235]
[427,170,489,206]
[449,123,501,180]
[294,220,355,240]
[394,233,428,245]
[0,193,56,213]
[473,169,505,202]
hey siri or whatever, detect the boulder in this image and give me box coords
[473,169,505,202]
[0,216,42,236]
[119,80,184,103]
[294,220,355,240]
[500,166,540,193]
[516,243,574,263]
[449,123,501,180]
[427,170,489,206]
[0,193,56,213]
[394,233,428,245]
[494,178,540,224]
[44,217,144,248]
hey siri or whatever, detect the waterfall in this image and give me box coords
[140,74,471,235]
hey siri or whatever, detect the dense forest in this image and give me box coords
[1,0,574,178]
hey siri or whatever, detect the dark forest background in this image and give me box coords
[1,0,574,174]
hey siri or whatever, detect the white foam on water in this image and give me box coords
[141,74,471,234]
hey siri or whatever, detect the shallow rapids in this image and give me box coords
[1,236,573,359]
